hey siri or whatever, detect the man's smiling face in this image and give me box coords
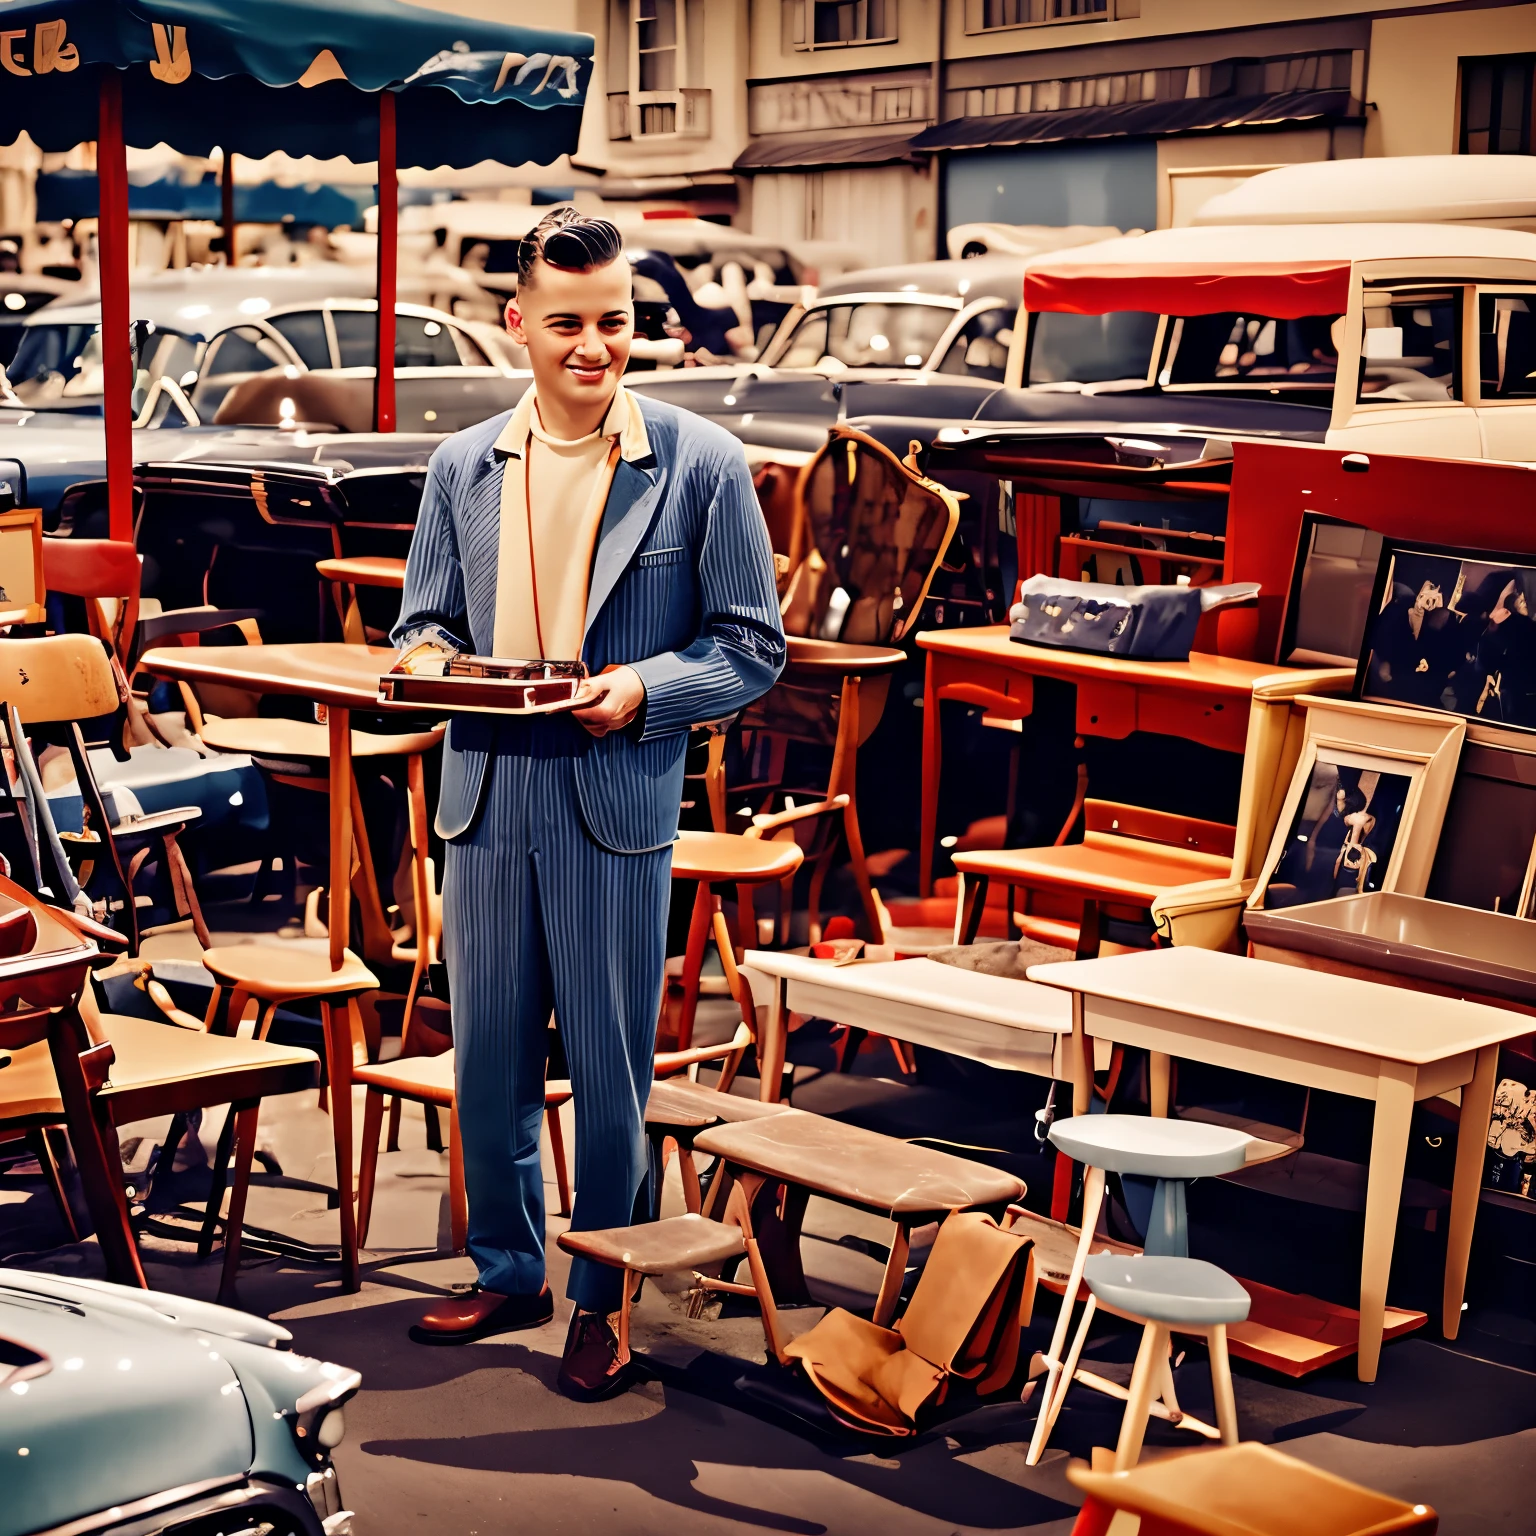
[505,256,633,431]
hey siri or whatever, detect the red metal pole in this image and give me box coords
[97,70,133,544]
[374,91,397,433]
[220,149,237,266]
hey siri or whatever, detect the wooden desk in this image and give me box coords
[1028,945,1522,1382]
[913,623,1352,895]
[743,952,1101,1112]
[139,642,408,972]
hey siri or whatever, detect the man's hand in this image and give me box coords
[572,664,645,737]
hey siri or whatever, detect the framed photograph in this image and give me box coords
[0,506,43,620]
[1248,696,1465,913]
[1426,741,1536,918]
[1280,513,1384,667]
[1357,539,1536,735]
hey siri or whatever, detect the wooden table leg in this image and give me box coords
[1443,1044,1499,1340]
[1070,994,1093,1117]
[920,653,941,898]
[1149,1051,1171,1118]
[759,976,788,1104]
[1357,1062,1416,1382]
[327,705,353,973]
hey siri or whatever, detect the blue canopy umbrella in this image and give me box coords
[36,168,374,226]
[0,0,592,536]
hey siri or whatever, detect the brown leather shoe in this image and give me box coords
[556,1307,642,1401]
[411,1284,553,1345]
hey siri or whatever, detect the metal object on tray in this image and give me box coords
[380,654,589,714]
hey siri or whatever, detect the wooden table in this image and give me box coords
[1028,945,1523,1381]
[138,642,408,971]
[913,623,1353,894]
[743,952,1103,1113]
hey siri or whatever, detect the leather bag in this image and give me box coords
[784,1211,1035,1437]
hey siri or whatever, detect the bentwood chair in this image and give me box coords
[316,555,407,646]
[717,426,959,943]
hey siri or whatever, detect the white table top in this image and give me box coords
[743,952,1075,1035]
[1027,947,1527,1066]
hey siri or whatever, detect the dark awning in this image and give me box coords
[734,130,918,172]
[909,88,1358,153]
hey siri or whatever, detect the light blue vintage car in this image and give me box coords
[0,1270,358,1536]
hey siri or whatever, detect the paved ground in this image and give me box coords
[3,913,1534,1535]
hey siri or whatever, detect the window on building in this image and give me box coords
[964,0,1106,31]
[872,85,914,122]
[784,1,896,50]
[1460,55,1536,154]
[636,0,678,92]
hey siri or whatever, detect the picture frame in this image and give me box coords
[0,506,44,623]
[1426,739,1536,918]
[1279,512,1384,668]
[1247,696,1465,913]
[1356,537,1536,736]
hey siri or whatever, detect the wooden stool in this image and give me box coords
[317,555,406,646]
[644,1077,795,1213]
[667,830,802,1052]
[200,944,379,1290]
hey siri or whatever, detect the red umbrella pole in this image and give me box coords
[220,149,237,266]
[374,90,397,432]
[97,70,133,544]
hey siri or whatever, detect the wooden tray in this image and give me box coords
[380,655,587,715]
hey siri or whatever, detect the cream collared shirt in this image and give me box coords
[490,383,650,661]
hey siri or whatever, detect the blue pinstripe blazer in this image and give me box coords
[392,393,785,853]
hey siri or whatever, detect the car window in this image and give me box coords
[772,302,952,371]
[204,325,287,377]
[331,309,378,369]
[937,306,1012,382]
[269,309,333,370]
[1027,311,1159,387]
[395,315,463,368]
[1478,292,1536,400]
[7,322,102,403]
[450,325,490,366]
[1162,312,1338,389]
[1358,291,1460,403]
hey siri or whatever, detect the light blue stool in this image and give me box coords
[1026,1113,1251,1466]
[1073,1253,1251,1470]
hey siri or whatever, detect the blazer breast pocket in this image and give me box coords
[635,545,686,569]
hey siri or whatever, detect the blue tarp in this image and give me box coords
[35,168,374,226]
[0,0,590,168]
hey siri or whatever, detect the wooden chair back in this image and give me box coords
[0,633,120,726]
[42,538,141,667]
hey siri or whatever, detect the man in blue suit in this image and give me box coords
[392,208,783,1398]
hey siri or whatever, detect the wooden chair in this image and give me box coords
[0,635,213,952]
[717,427,959,943]
[0,874,317,1303]
[316,555,406,646]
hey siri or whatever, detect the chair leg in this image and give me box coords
[28,1127,79,1241]
[546,1100,571,1218]
[447,1106,467,1255]
[615,1268,635,1368]
[197,1106,238,1259]
[423,1102,444,1153]
[355,1089,385,1251]
[385,1096,403,1154]
[323,1001,361,1292]
[1037,1294,1098,1451]
[1113,1322,1166,1472]
[677,1146,702,1215]
[216,1104,260,1306]
[673,880,712,1054]
[959,873,990,945]
[1208,1324,1239,1445]
[161,829,212,948]
[872,1222,911,1327]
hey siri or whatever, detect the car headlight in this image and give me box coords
[286,1364,361,1469]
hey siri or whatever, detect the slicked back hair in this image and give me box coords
[516,206,625,290]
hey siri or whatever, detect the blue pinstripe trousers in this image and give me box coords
[442,714,670,1312]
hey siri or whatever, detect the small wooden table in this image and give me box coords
[1028,945,1524,1381]
[913,623,1352,894]
[743,952,1100,1111]
[138,642,409,971]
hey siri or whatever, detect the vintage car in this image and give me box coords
[0,1269,359,1536]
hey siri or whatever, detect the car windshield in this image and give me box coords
[1027,310,1160,387]
[1160,311,1340,388]
[772,301,954,370]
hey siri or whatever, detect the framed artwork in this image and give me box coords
[1426,741,1536,918]
[0,506,44,621]
[1280,513,1384,668]
[1248,696,1465,913]
[1357,539,1536,735]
